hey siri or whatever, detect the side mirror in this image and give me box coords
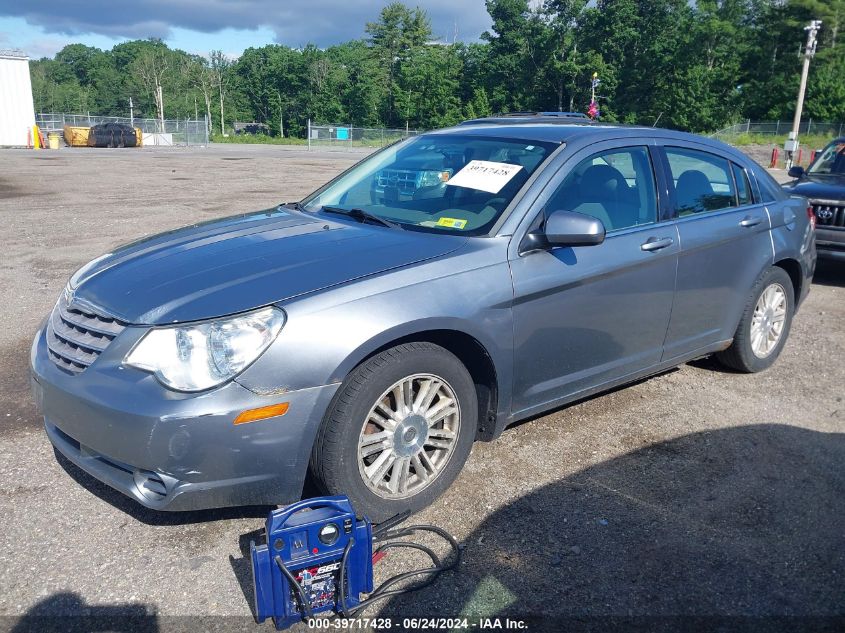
[788,165,805,178]
[538,210,606,249]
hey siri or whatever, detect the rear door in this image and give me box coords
[657,144,773,360]
[508,140,679,416]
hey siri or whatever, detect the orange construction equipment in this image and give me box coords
[769,147,779,168]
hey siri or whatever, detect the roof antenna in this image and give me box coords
[652,112,663,127]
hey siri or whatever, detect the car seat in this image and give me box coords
[675,170,713,215]
[572,164,639,230]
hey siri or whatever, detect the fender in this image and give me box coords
[236,240,516,428]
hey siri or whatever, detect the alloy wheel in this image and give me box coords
[357,373,461,499]
[750,283,787,359]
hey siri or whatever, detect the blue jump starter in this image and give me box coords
[250,496,374,630]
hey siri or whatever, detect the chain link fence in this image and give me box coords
[35,113,209,146]
[712,119,845,140]
[307,120,419,151]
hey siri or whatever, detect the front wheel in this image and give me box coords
[309,342,477,521]
[716,267,794,373]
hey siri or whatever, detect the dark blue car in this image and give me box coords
[784,137,845,260]
[30,115,816,520]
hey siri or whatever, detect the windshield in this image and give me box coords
[302,133,558,235]
[808,141,845,175]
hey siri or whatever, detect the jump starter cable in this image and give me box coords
[272,511,461,620]
[338,520,462,617]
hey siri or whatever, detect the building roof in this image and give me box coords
[0,49,29,60]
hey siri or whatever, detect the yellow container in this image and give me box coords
[63,125,90,147]
[47,133,60,150]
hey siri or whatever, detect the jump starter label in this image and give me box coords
[292,563,341,610]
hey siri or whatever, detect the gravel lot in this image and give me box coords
[0,144,842,632]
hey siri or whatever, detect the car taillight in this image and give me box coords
[807,205,816,229]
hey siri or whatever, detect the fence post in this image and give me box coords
[307,119,311,151]
[746,119,750,133]
[204,115,209,145]
[840,122,843,137]
[775,120,779,135]
[808,119,812,135]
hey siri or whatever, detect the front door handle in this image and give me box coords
[641,236,674,252]
[740,215,762,228]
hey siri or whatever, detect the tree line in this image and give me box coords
[29,0,845,137]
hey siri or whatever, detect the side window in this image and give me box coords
[732,163,753,206]
[665,147,736,216]
[544,146,657,231]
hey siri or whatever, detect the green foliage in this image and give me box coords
[28,0,845,136]
[728,132,837,148]
[396,44,463,129]
[210,133,307,145]
[366,2,434,126]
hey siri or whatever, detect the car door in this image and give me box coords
[508,141,679,417]
[657,144,773,360]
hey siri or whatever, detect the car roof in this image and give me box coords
[429,117,748,161]
[469,111,590,120]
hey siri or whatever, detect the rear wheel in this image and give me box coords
[716,267,794,373]
[309,342,476,521]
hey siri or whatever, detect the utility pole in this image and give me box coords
[786,19,822,169]
[157,84,165,133]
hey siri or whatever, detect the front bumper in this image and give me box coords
[30,325,339,511]
[815,227,845,261]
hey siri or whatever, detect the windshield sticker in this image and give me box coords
[446,160,523,194]
[436,217,467,229]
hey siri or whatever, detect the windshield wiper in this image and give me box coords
[321,206,403,230]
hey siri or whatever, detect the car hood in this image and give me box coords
[782,174,845,200]
[69,207,467,324]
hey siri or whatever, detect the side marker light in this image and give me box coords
[234,402,290,425]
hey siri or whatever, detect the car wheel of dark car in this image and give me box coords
[716,267,794,373]
[309,342,476,521]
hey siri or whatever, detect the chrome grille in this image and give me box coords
[46,292,126,373]
[811,201,845,228]
[377,169,420,196]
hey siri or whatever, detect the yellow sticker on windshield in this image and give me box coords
[436,217,467,229]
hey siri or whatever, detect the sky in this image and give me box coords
[0,1,493,60]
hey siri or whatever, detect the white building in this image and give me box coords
[0,50,36,147]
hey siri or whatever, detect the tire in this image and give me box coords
[716,267,794,373]
[309,342,477,522]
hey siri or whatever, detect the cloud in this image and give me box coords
[0,0,492,48]
[0,28,67,58]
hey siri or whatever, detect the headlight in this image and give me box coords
[418,169,452,188]
[125,306,285,392]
